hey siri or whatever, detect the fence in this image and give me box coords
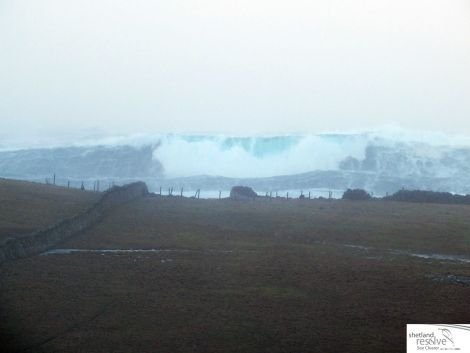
[155,187,339,200]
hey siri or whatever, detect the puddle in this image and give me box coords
[43,244,469,265]
[408,253,470,264]
[316,240,470,264]
[342,244,371,251]
[45,249,162,255]
[41,248,234,255]
[313,240,374,251]
[428,274,470,286]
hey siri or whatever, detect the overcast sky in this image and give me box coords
[1,0,469,143]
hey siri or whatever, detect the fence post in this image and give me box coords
[53,173,56,185]
[286,192,289,200]
[181,187,183,197]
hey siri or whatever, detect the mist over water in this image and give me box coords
[3,128,470,196]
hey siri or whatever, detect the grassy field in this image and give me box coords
[0,179,99,241]
[1,193,470,352]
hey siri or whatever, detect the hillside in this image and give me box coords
[1,192,469,352]
[0,178,99,241]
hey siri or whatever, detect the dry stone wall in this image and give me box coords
[0,182,148,264]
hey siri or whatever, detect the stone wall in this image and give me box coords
[0,182,148,265]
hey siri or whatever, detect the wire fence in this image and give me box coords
[27,173,344,199]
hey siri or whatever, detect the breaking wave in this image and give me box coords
[151,129,470,178]
[152,134,370,178]
[4,127,470,180]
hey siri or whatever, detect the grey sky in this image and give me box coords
[1,0,469,142]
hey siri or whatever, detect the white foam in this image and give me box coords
[153,134,368,178]
[4,127,470,179]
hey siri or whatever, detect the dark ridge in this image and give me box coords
[342,188,372,201]
[230,186,258,200]
[384,189,470,205]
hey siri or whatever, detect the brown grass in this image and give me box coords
[65,196,470,255]
[0,178,99,240]
[1,195,470,353]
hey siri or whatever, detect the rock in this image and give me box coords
[230,186,257,200]
[342,188,372,200]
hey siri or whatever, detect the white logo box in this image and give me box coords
[407,324,470,352]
